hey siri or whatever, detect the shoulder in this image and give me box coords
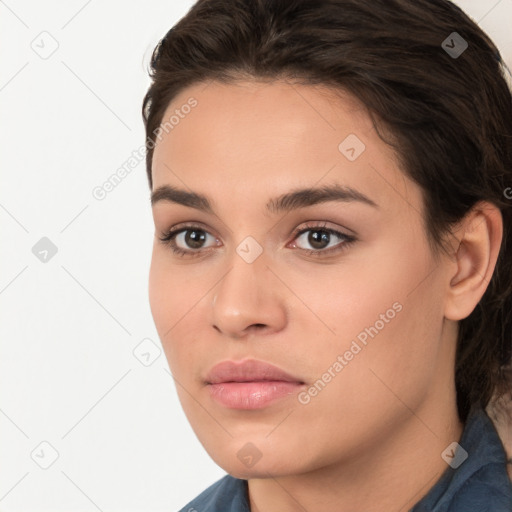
[444,463,512,511]
[446,409,512,511]
[414,462,512,512]
[178,474,250,512]
[412,407,512,512]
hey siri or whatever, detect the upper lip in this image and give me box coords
[205,359,304,384]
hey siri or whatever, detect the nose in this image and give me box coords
[211,248,288,339]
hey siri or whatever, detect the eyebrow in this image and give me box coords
[150,183,378,214]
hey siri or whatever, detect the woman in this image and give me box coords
[142,0,512,510]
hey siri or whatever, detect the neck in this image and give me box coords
[248,394,464,512]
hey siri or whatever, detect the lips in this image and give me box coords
[204,359,306,409]
[204,359,304,385]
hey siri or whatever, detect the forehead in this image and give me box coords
[151,79,420,216]
[153,79,374,166]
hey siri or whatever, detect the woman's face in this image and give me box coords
[149,79,456,478]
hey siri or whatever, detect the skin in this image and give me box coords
[148,79,503,512]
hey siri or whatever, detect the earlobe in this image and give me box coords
[444,202,503,321]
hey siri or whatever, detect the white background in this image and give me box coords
[1,1,511,511]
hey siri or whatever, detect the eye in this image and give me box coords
[158,224,219,258]
[289,221,356,257]
[158,221,356,258]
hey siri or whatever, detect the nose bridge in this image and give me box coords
[214,239,267,311]
[211,237,285,335]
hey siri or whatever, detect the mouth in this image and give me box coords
[204,359,305,409]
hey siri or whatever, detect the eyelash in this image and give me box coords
[158,221,357,258]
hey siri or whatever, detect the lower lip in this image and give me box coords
[207,381,304,409]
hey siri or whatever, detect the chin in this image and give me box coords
[207,443,307,480]
[225,462,296,480]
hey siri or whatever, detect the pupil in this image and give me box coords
[186,230,206,249]
[309,230,329,249]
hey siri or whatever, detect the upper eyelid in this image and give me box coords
[164,220,349,235]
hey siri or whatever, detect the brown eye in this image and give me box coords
[158,224,219,257]
[291,225,356,256]
[182,229,208,249]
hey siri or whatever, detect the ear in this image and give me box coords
[444,201,503,321]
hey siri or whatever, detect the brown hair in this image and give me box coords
[142,0,512,422]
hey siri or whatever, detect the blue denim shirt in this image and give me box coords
[178,407,512,511]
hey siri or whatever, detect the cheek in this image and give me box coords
[148,246,216,376]
[294,230,444,397]
[148,248,172,333]
[148,248,191,361]
[281,268,445,464]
